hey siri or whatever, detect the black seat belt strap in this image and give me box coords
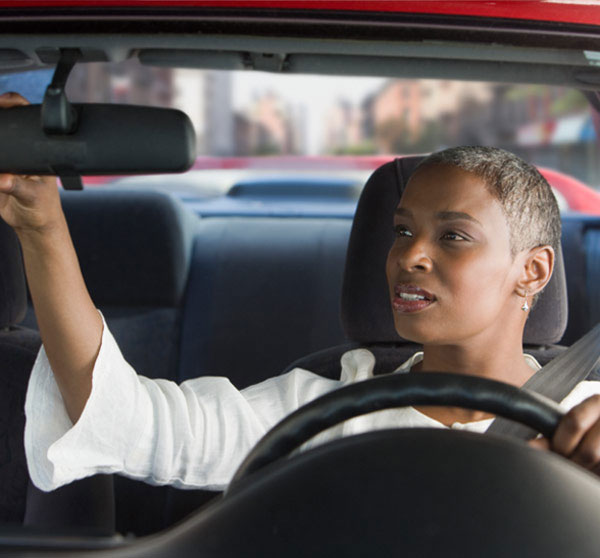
[486,322,600,439]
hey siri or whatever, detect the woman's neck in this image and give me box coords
[411,334,536,426]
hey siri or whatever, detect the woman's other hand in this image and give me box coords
[530,394,600,475]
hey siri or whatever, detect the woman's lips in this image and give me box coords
[392,284,436,313]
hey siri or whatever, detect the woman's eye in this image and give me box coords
[441,231,465,241]
[394,225,412,237]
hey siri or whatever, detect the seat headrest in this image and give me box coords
[341,157,568,346]
[61,189,197,307]
[0,217,26,328]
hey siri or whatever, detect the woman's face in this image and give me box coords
[386,163,523,346]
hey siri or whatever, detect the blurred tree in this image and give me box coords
[252,143,281,156]
[331,140,377,156]
[550,89,588,116]
[376,117,444,153]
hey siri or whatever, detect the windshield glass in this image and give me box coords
[10,62,600,214]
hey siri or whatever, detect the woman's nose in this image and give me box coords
[392,238,433,273]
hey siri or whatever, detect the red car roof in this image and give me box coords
[2,0,600,27]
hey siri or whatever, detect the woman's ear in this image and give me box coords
[515,245,555,297]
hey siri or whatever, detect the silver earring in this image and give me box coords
[521,294,529,312]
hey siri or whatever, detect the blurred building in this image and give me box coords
[233,91,303,155]
[495,85,600,185]
[67,60,174,106]
[251,91,291,154]
[172,69,234,156]
[369,79,493,153]
[323,99,365,154]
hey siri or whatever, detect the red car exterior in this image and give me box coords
[1,0,600,27]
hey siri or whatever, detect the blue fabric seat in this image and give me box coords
[177,216,351,387]
[22,189,198,381]
[0,217,39,524]
[560,214,600,345]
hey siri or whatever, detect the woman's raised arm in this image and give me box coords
[0,92,102,424]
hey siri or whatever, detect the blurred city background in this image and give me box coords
[4,60,600,187]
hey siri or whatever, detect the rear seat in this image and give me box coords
[21,188,352,532]
[22,189,197,381]
[178,216,351,387]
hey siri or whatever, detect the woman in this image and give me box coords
[1,92,599,492]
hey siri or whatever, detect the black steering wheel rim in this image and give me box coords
[230,372,564,486]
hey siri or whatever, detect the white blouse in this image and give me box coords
[24,316,600,492]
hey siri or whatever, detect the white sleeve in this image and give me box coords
[24,315,340,492]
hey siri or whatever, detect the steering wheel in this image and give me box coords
[231,372,564,485]
[141,373,600,558]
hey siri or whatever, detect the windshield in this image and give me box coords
[9,62,600,214]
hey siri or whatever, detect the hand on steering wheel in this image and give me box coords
[531,394,600,475]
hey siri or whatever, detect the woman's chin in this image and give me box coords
[393,324,431,345]
[393,317,451,345]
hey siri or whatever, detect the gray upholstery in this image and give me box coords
[341,157,569,346]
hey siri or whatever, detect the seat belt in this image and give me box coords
[486,322,600,440]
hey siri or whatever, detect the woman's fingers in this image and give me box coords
[550,395,600,472]
[552,395,600,455]
[0,93,35,203]
[0,173,39,202]
[0,93,62,233]
[528,437,550,451]
[566,416,600,471]
[0,173,16,194]
[0,91,29,107]
[530,396,600,475]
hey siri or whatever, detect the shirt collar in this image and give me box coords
[394,352,542,373]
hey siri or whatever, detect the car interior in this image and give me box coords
[4,3,600,556]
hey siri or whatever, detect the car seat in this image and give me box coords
[0,217,39,524]
[284,156,569,376]
[178,216,351,388]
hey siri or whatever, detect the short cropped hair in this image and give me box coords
[415,146,561,257]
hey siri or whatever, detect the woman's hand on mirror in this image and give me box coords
[0,92,61,235]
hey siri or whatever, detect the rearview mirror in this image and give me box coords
[0,103,196,176]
